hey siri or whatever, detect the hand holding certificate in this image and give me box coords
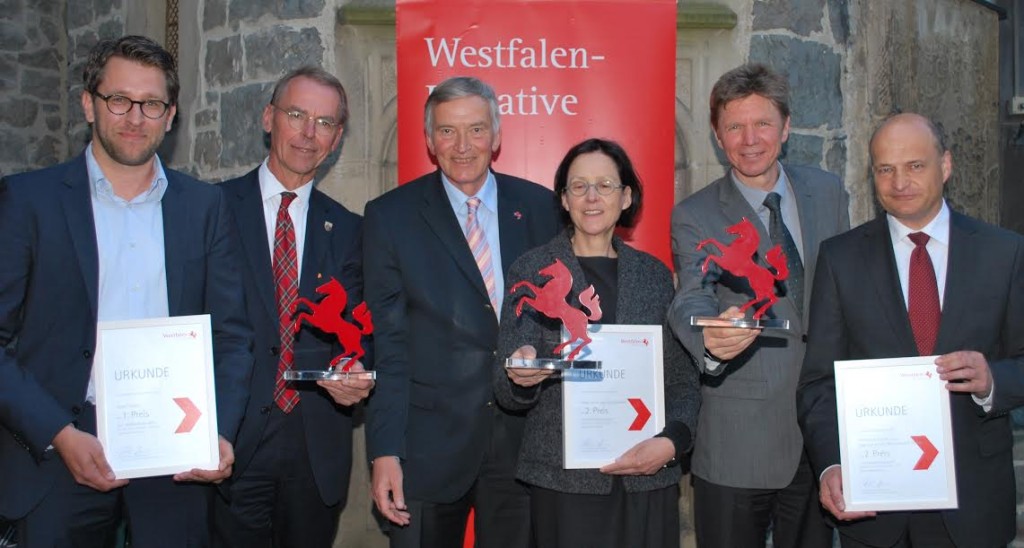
[561,324,665,469]
[94,315,221,480]
[835,356,957,512]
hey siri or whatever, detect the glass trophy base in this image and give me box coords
[504,358,602,371]
[690,316,790,330]
[283,369,376,381]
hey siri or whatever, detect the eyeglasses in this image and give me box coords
[271,105,341,136]
[92,92,170,119]
[565,180,624,197]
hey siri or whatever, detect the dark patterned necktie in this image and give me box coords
[908,232,940,355]
[763,192,804,313]
[273,192,299,412]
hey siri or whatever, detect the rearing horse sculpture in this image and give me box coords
[697,218,789,320]
[509,259,602,361]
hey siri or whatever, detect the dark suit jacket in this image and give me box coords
[668,165,849,489]
[220,168,364,507]
[0,153,253,519]
[363,170,559,503]
[797,211,1024,548]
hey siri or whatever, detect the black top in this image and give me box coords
[578,256,617,324]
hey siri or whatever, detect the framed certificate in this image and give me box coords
[94,315,220,479]
[835,356,957,511]
[562,324,664,469]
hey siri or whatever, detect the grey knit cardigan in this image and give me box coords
[493,230,700,494]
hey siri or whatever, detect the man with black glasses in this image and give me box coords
[0,35,252,547]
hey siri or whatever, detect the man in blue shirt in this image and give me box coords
[364,77,560,548]
[0,35,252,547]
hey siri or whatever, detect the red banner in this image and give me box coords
[396,0,677,265]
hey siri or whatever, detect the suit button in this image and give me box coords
[260,406,271,414]
[484,304,493,311]
[269,346,280,356]
[801,334,808,343]
[71,406,81,415]
[82,350,92,359]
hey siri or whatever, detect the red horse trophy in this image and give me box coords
[505,258,603,370]
[690,218,791,330]
[283,277,376,380]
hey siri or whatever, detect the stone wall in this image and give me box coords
[844,0,1001,226]
[0,0,137,178]
[189,0,332,180]
[0,0,69,178]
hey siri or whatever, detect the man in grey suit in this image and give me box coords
[667,63,848,548]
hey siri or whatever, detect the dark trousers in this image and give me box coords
[838,512,957,548]
[387,411,530,548]
[693,453,833,548]
[213,404,340,548]
[530,480,679,548]
[18,404,212,548]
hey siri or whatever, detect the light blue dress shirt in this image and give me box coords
[84,143,169,401]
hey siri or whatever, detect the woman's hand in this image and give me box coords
[505,345,555,387]
[599,437,675,476]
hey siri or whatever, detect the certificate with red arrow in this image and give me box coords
[835,356,958,511]
[94,315,220,479]
[561,324,664,469]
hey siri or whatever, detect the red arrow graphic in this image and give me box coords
[911,435,938,470]
[627,398,650,431]
[173,397,202,434]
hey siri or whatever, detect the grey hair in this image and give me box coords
[270,66,349,126]
[424,76,501,135]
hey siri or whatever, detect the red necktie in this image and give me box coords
[908,232,940,355]
[273,192,300,412]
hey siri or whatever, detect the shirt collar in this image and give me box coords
[85,142,168,204]
[440,170,498,215]
[887,200,950,247]
[730,162,791,208]
[258,158,315,205]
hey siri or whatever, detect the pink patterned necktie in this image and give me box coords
[466,197,498,314]
[908,232,940,355]
[273,192,300,412]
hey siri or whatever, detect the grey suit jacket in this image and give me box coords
[667,164,849,488]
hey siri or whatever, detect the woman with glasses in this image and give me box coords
[493,138,700,547]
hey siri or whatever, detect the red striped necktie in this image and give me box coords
[273,192,300,412]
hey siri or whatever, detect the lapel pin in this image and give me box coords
[513,211,522,220]
[317,272,323,280]
[324,221,333,232]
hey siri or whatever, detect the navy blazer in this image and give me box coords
[363,170,560,503]
[797,211,1024,548]
[0,153,254,519]
[219,168,365,507]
